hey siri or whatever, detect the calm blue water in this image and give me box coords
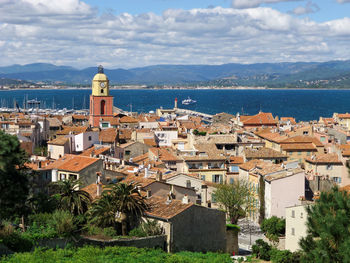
[0,89,349,121]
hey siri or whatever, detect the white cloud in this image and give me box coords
[231,0,301,9]
[290,1,320,15]
[0,1,350,68]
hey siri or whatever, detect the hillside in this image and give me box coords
[1,60,350,88]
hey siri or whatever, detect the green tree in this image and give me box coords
[105,182,148,236]
[0,130,30,219]
[88,192,117,228]
[214,180,252,224]
[214,180,252,255]
[300,187,350,263]
[261,216,285,243]
[52,179,91,215]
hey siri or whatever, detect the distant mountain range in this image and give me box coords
[1,61,350,88]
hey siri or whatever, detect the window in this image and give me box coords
[289,152,292,156]
[101,89,104,93]
[320,136,325,142]
[60,173,66,180]
[213,174,222,183]
[291,228,295,236]
[88,136,92,141]
[291,210,295,218]
[211,193,217,203]
[307,152,310,156]
[186,180,191,188]
[327,165,333,170]
[201,175,206,181]
[298,151,301,155]
[230,165,239,173]
[125,150,131,156]
[100,100,106,115]
[230,178,234,184]
[303,131,309,135]
[300,212,303,218]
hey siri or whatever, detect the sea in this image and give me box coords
[0,89,349,122]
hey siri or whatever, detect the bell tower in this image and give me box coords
[89,65,114,127]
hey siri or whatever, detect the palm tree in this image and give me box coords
[88,192,116,228]
[106,182,148,236]
[52,178,92,215]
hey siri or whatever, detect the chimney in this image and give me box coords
[182,194,189,204]
[137,185,142,194]
[166,193,172,204]
[96,172,102,183]
[156,170,162,181]
[201,184,208,207]
[97,182,102,197]
[38,162,42,169]
[144,168,149,178]
[146,190,152,198]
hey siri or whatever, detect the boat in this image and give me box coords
[182,97,196,105]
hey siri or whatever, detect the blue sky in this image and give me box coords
[0,0,350,68]
[84,0,349,22]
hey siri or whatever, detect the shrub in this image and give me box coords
[270,248,301,263]
[50,210,76,237]
[252,239,272,261]
[129,220,163,237]
[103,227,117,238]
[261,216,285,242]
[0,224,33,252]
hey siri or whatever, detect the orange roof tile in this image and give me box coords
[145,195,193,220]
[281,135,323,147]
[80,146,110,157]
[239,159,264,171]
[47,136,69,146]
[99,128,117,143]
[120,116,139,123]
[46,155,100,172]
[281,143,317,151]
[305,153,342,164]
[242,112,277,126]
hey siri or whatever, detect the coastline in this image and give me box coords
[2,86,350,91]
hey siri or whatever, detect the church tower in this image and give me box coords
[89,65,114,127]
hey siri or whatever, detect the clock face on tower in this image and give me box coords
[100,82,106,88]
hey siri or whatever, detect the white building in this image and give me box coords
[285,204,310,252]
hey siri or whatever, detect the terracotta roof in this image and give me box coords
[47,118,62,127]
[281,136,323,147]
[144,138,157,147]
[119,129,132,140]
[305,153,343,164]
[120,116,139,123]
[121,175,156,188]
[239,159,264,171]
[56,126,88,135]
[99,128,117,143]
[46,155,100,172]
[281,143,317,151]
[145,195,193,220]
[340,184,350,192]
[242,112,277,126]
[132,153,149,164]
[264,168,304,182]
[72,115,89,120]
[245,147,287,159]
[80,146,110,157]
[280,117,296,125]
[183,144,226,161]
[47,136,69,146]
[81,183,106,200]
[257,132,288,143]
[101,117,120,126]
[230,156,244,164]
[338,113,350,119]
[149,147,179,162]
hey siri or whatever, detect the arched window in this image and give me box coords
[101,100,106,115]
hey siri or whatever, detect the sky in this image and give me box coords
[1,0,350,68]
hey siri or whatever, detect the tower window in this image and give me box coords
[101,89,104,93]
[101,100,106,115]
